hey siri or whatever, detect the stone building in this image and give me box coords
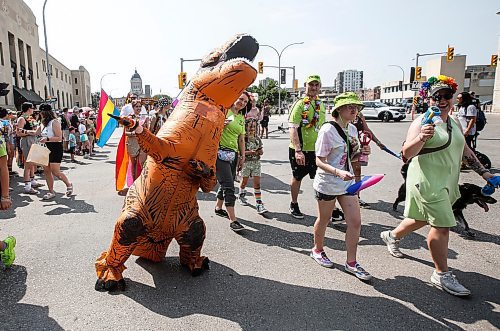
[0,0,91,110]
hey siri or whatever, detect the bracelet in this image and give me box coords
[295,149,302,153]
[333,169,337,177]
[1,196,11,201]
[478,169,489,176]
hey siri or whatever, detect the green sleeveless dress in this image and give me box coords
[404,117,465,227]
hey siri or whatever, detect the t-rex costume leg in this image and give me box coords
[95,34,259,292]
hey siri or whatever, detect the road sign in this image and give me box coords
[280,69,286,84]
[410,81,421,91]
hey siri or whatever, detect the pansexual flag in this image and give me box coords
[96,89,120,147]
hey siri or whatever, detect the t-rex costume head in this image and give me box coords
[95,34,258,292]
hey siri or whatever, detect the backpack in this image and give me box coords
[475,108,486,132]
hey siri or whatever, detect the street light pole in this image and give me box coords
[388,64,405,103]
[261,42,304,113]
[42,0,52,103]
[100,72,116,91]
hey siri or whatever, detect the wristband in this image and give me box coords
[295,149,302,153]
[1,196,11,201]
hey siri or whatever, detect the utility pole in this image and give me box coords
[42,0,52,104]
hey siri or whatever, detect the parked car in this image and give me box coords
[361,101,406,122]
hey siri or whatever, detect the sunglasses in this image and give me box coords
[431,93,453,101]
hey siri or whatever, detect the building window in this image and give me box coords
[0,42,3,66]
[36,62,39,79]
[74,77,77,84]
[75,89,79,95]
[42,59,46,72]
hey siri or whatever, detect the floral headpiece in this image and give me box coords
[419,75,458,99]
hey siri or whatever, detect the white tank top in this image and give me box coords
[41,120,56,138]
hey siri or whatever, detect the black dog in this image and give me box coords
[393,164,497,237]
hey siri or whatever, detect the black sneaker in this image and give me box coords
[289,202,304,219]
[230,221,244,232]
[215,208,229,218]
[331,208,345,224]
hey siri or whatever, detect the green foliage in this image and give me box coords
[153,94,172,104]
[248,78,291,108]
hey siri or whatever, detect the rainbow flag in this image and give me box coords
[96,89,120,147]
[115,129,129,191]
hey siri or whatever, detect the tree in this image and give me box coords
[248,78,291,112]
[152,94,172,104]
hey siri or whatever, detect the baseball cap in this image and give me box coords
[306,75,321,84]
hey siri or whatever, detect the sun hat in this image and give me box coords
[332,92,364,112]
[306,75,321,84]
[419,75,458,99]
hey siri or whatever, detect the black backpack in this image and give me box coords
[476,108,486,132]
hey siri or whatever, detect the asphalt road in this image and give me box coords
[1,112,499,330]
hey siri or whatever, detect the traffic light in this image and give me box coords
[409,67,415,82]
[293,79,298,91]
[415,66,422,80]
[446,45,454,62]
[178,72,187,89]
[258,62,263,74]
[491,54,498,67]
[0,82,9,97]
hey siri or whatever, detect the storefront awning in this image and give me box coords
[13,86,44,106]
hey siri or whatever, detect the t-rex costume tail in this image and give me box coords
[95,34,258,292]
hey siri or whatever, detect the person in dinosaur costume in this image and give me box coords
[95,34,259,292]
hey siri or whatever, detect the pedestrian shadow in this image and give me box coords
[105,161,116,165]
[0,265,63,330]
[196,191,217,202]
[354,222,459,260]
[372,271,500,329]
[0,193,34,220]
[238,218,345,253]
[366,200,405,220]
[259,210,316,225]
[112,258,446,330]
[42,195,97,215]
[260,173,290,195]
[92,150,111,154]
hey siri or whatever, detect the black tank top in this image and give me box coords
[22,116,32,130]
[352,115,364,133]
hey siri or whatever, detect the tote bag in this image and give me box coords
[27,144,50,166]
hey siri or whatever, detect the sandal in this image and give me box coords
[66,184,73,197]
[23,188,39,195]
[42,191,56,200]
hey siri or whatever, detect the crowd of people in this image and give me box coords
[1,74,499,298]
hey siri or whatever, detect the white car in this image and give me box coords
[361,101,406,122]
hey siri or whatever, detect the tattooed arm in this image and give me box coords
[462,144,494,181]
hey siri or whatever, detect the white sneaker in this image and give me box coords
[256,203,268,214]
[238,194,248,206]
[380,230,404,258]
[430,270,471,296]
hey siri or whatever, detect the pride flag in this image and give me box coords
[96,89,120,147]
[115,129,129,191]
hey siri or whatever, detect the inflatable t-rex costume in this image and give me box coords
[95,34,258,291]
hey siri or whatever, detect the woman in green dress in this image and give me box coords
[380,75,499,297]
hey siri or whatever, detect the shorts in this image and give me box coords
[241,160,261,178]
[80,134,89,142]
[69,146,75,155]
[261,116,269,128]
[289,147,317,181]
[126,136,141,157]
[314,190,339,201]
[46,142,63,163]
[0,140,7,158]
[20,136,37,158]
[62,129,69,141]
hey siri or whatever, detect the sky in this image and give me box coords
[24,0,500,98]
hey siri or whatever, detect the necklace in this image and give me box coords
[301,96,321,128]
